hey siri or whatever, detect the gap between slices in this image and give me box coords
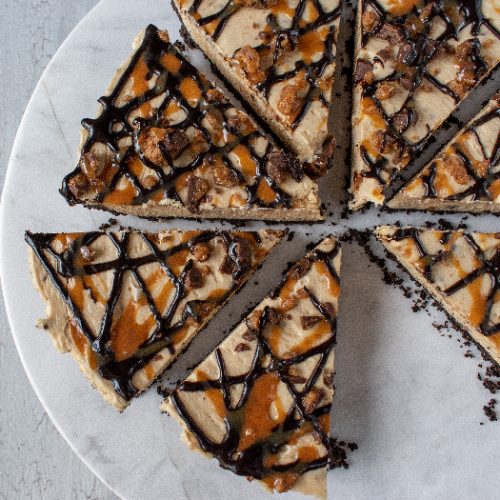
[161,236,341,499]
[388,92,500,212]
[171,0,341,166]
[350,0,500,210]
[375,225,500,366]
[60,25,324,221]
[26,228,284,411]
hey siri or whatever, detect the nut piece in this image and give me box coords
[192,242,211,262]
[300,315,324,330]
[376,23,404,43]
[163,129,190,159]
[186,175,210,211]
[226,111,255,135]
[354,59,374,85]
[306,136,336,178]
[79,245,94,262]
[212,163,240,187]
[362,10,379,33]
[205,88,226,104]
[277,81,307,117]
[234,46,266,84]
[266,150,303,183]
[184,266,204,289]
[302,388,325,414]
[267,307,282,325]
[219,256,236,275]
[446,154,469,185]
[375,81,397,100]
[79,152,103,181]
[67,173,90,197]
[138,127,168,165]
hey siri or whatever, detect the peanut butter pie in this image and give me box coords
[61,26,322,221]
[375,226,500,365]
[172,0,342,165]
[351,1,500,210]
[389,92,500,213]
[162,236,341,498]
[26,228,283,411]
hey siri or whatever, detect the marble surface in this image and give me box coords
[0,1,115,498]
[0,0,499,499]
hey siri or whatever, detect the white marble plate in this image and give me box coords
[1,0,499,499]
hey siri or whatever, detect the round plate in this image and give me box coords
[1,0,499,498]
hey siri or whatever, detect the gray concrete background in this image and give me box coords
[0,1,117,498]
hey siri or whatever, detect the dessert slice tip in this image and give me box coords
[162,236,341,498]
[26,228,284,411]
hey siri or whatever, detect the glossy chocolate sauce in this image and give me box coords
[26,229,266,400]
[390,228,499,336]
[61,25,302,211]
[357,0,500,191]
[188,0,342,130]
[169,240,340,487]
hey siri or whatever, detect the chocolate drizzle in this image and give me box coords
[390,228,500,337]
[355,0,500,198]
[169,239,340,488]
[418,99,500,201]
[187,0,342,130]
[25,229,272,401]
[61,25,308,212]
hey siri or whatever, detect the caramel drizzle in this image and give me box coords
[420,104,500,201]
[391,228,500,336]
[25,229,264,400]
[61,25,295,210]
[189,0,342,129]
[170,242,340,484]
[358,0,500,190]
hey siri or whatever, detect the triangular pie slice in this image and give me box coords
[375,226,500,365]
[61,25,323,221]
[161,236,341,498]
[350,1,500,210]
[26,228,284,411]
[172,0,341,164]
[389,92,500,212]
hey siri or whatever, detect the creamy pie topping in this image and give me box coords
[351,0,500,209]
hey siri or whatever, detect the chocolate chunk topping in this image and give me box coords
[234,342,251,352]
[163,129,190,159]
[185,266,204,289]
[354,59,374,85]
[267,307,283,326]
[186,175,210,211]
[301,315,324,330]
[302,388,325,414]
[290,258,312,280]
[192,242,211,262]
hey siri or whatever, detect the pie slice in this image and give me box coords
[26,228,283,411]
[61,25,323,221]
[375,226,500,365]
[350,1,500,210]
[172,0,341,164]
[161,236,341,498]
[389,93,500,213]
